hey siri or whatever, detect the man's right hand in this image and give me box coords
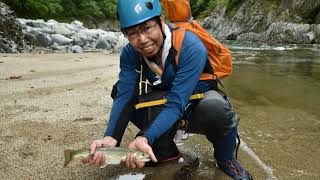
[81,136,117,167]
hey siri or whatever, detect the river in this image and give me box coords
[226,43,320,179]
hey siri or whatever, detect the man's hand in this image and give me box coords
[81,136,117,167]
[122,136,157,169]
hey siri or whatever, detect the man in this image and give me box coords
[82,0,252,179]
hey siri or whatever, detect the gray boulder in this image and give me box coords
[96,39,111,50]
[71,33,90,46]
[83,29,106,39]
[25,19,48,29]
[73,37,86,46]
[51,42,67,51]
[71,20,84,28]
[0,38,17,53]
[53,25,74,37]
[65,24,82,33]
[39,27,54,34]
[50,34,72,45]
[71,45,83,53]
[46,19,58,27]
[17,18,28,30]
[28,27,54,34]
[24,33,37,45]
[114,34,128,51]
[266,22,311,43]
[35,33,52,47]
[311,24,320,43]
[96,33,118,50]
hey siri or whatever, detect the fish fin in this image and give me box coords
[64,149,75,167]
[99,161,108,168]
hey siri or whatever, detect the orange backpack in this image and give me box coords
[162,0,232,80]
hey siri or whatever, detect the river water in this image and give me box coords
[223,42,320,179]
[116,43,320,180]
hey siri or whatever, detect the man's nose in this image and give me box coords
[138,32,148,43]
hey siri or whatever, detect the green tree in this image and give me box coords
[190,0,207,17]
[60,0,77,17]
[97,0,117,19]
[3,0,63,19]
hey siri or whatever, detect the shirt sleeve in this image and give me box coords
[144,32,208,145]
[104,44,140,139]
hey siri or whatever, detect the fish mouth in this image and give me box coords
[134,158,150,163]
[136,155,151,162]
[142,158,151,162]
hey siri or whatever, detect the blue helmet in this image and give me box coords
[117,0,161,28]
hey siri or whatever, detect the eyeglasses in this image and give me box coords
[126,23,158,40]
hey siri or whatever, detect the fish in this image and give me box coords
[64,147,151,168]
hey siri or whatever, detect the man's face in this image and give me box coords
[126,18,164,57]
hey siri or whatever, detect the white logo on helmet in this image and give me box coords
[134,4,143,15]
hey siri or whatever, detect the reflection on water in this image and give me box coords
[117,173,145,180]
[226,42,320,116]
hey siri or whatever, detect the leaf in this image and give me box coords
[6,75,23,80]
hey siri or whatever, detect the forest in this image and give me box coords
[3,0,243,22]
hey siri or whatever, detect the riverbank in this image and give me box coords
[0,53,117,179]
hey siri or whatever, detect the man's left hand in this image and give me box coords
[122,136,157,168]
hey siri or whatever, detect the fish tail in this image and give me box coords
[64,149,75,167]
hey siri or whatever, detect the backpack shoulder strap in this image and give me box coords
[172,27,185,65]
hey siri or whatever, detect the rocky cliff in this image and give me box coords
[0,1,26,53]
[202,0,320,44]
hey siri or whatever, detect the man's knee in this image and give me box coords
[188,90,237,137]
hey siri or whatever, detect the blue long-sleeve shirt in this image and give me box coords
[105,31,209,145]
